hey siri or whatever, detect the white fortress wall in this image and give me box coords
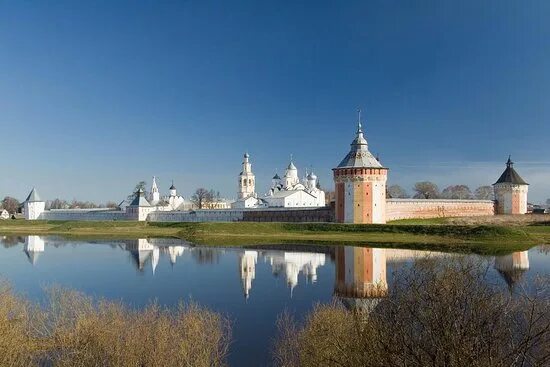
[148,209,245,222]
[39,209,128,221]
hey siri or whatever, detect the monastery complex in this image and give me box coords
[22,114,529,223]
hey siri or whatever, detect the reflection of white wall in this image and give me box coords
[264,251,326,292]
[24,235,45,265]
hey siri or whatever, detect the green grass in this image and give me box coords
[0,219,547,255]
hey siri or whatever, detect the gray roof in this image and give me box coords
[336,123,385,169]
[287,161,297,170]
[494,157,528,185]
[272,173,281,180]
[129,189,151,207]
[24,188,42,202]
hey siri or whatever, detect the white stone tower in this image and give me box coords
[150,176,160,205]
[23,188,45,220]
[493,156,529,214]
[238,153,256,199]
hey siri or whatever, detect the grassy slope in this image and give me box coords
[0,219,548,254]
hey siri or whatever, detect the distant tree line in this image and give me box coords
[46,199,119,210]
[387,182,494,200]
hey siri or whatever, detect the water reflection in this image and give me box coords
[24,235,45,265]
[8,236,537,302]
[494,251,530,289]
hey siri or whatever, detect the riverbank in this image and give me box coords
[1,219,549,254]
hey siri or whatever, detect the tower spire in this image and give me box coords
[506,155,513,168]
[357,108,363,133]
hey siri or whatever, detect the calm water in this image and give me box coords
[1,235,549,366]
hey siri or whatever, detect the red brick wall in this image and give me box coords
[386,199,495,221]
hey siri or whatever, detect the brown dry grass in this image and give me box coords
[273,258,550,367]
[0,282,231,367]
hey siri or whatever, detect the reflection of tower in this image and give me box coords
[126,239,156,272]
[23,235,45,265]
[239,251,258,299]
[334,246,388,311]
[151,247,159,275]
[494,251,530,289]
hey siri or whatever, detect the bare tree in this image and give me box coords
[441,185,473,199]
[47,198,69,210]
[475,186,494,200]
[273,258,550,367]
[1,197,20,214]
[412,182,440,199]
[105,201,119,209]
[191,188,212,209]
[127,181,147,201]
[387,185,410,199]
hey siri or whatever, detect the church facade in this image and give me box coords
[231,154,325,209]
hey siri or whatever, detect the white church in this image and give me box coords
[231,153,326,209]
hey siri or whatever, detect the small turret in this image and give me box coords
[23,188,45,220]
[493,156,529,214]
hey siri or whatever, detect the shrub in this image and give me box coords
[273,258,550,367]
[0,283,231,367]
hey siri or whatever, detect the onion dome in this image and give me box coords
[307,171,317,180]
[272,173,281,180]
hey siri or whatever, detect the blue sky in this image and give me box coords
[1,1,549,203]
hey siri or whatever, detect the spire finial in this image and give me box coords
[357,108,362,132]
[290,153,293,162]
[506,155,513,167]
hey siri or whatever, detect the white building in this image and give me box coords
[23,188,46,220]
[264,159,325,208]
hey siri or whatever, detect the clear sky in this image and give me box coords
[1,1,549,203]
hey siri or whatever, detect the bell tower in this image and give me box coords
[238,153,256,199]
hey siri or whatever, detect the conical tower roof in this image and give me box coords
[24,188,42,202]
[129,189,151,207]
[494,156,528,185]
[336,114,384,169]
